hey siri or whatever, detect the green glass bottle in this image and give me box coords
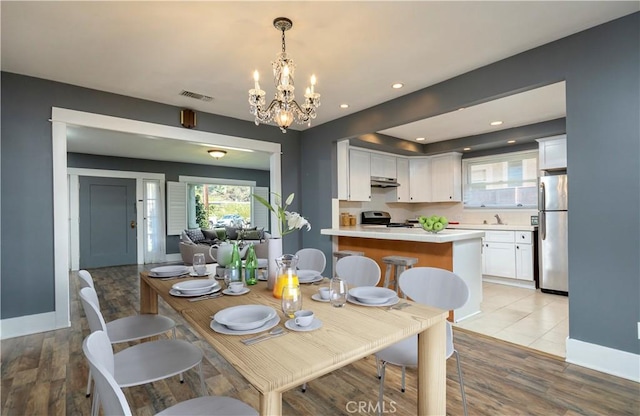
[227,241,242,283]
[244,243,258,286]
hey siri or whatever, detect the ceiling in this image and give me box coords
[2,2,637,166]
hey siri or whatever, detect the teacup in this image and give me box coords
[294,310,314,327]
[229,281,245,293]
[318,287,331,300]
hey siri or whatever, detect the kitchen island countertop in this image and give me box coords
[320,226,484,243]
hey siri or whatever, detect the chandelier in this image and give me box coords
[248,17,321,133]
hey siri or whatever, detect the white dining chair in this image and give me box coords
[335,255,381,287]
[79,287,206,416]
[77,270,177,397]
[83,330,258,416]
[295,248,326,274]
[375,267,469,416]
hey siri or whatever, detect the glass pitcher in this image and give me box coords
[273,254,300,298]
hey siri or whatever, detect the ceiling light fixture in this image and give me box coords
[416,137,426,141]
[208,150,227,159]
[392,83,404,89]
[248,17,321,133]
[340,104,349,109]
[463,147,471,151]
[490,120,503,126]
[507,140,516,144]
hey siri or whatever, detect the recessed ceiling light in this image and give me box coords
[416,137,426,141]
[490,121,503,126]
[392,83,404,89]
[507,140,516,144]
[463,147,471,151]
[340,104,349,108]
[458,108,465,111]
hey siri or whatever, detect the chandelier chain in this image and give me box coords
[281,28,286,54]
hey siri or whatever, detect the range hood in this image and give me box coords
[371,176,400,188]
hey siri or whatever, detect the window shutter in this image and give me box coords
[167,181,187,235]
[252,187,270,232]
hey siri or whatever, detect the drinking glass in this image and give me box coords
[281,285,302,319]
[192,253,207,276]
[330,276,348,308]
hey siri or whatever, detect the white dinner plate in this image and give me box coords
[347,294,399,307]
[189,271,211,277]
[311,293,330,303]
[169,286,220,297]
[298,275,324,284]
[210,315,280,335]
[172,279,218,294]
[149,265,189,277]
[349,286,397,304]
[222,287,250,296]
[213,305,277,330]
[285,318,322,332]
[297,269,322,282]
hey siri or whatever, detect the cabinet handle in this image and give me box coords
[516,246,520,249]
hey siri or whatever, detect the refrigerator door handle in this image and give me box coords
[540,181,546,210]
[540,211,546,240]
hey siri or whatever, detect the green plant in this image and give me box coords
[252,192,310,237]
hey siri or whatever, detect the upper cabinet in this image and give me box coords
[430,153,462,202]
[386,157,410,202]
[370,154,397,179]
[348,149,371,201]
[537,135,567,170]
[409,158,431,202]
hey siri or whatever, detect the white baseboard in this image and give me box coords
[0,311,70,340]
[483,276,536,289]
[566,337,640,382]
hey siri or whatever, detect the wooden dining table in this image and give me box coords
[139,272,447,415]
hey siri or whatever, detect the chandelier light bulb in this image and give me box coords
[253,70,260,90]
[310,74,316,94]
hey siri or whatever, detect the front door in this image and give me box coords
[79,176,137,268]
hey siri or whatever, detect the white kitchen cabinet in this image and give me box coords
[348,149,371,201]
[408,157,431,202]
[483,241,516,278]
[515,231,534,280]
[430,152,462,202]
[481,230,534,282]
[537,135,567,170]
[336,140,349,200]
[386,157,410,202]
[370,153,397,179]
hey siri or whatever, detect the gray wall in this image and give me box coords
[301,13,639,355]
[1,74,301,319]
[68,153,271,253]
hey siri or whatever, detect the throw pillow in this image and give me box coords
[201,229,218,240]
[185,228,206,243]
[180,231,195,245]
[242,228,265,240]
[225,226,239,240]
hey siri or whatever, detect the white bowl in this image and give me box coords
[172,279,217,294]
[297,269,321,282]
[214,305,277,331]
[348,287,397,304]
[150,265,189,277]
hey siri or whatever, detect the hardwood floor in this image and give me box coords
[2,264,638,416]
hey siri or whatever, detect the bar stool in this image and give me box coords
[382,256,418,297]
[332,251,364,280]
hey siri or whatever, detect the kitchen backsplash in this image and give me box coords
[339,187,537,226]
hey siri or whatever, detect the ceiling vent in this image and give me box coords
[179,90,213,102]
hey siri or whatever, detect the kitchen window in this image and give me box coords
[462,150,538,208]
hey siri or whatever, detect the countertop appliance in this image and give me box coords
[539,174,568,295]
[360,211,414,227]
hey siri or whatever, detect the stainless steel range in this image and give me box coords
[360,211,414,228]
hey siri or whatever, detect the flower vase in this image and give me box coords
[267,238,283,290]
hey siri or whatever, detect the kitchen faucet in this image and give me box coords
[494,214,503,225]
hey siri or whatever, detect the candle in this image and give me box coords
[253,70,260,90]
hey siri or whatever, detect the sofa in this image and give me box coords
[179,227,269,265]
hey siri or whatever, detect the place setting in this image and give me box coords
[311,287,330,303]
[346,286,399,307]
[210,305,280,336]
[281,286,322,332]
[221,281,251,296]
[169,279,221,299]
[148,265,189,279]
[296,269,324,284]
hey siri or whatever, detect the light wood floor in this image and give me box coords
[2,264,638,416]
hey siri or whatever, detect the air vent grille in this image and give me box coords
[179,90,213,102]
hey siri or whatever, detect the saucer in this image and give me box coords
[222,287,250,296]
[311,293,330,303]
[189,271,211,277]
[285,318,322,332]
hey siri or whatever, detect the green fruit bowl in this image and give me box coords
[420,222,448,233]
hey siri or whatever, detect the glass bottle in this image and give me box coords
[244,243,258,286]
[273,254,299,298]
[226,241,242,284]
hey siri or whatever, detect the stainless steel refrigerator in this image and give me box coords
[539,174,568,295]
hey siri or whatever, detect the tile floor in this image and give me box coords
[454,282,568,357]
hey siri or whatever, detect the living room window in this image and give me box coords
[462,150,538,208]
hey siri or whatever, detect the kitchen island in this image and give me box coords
[321,226,484,322]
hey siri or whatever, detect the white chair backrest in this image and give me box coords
[79,287,108,334]
[295,248,326,274]
[83,331,132,416]
[78,270,95,289]
[398,267,469,311]
[335,256,381,287]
